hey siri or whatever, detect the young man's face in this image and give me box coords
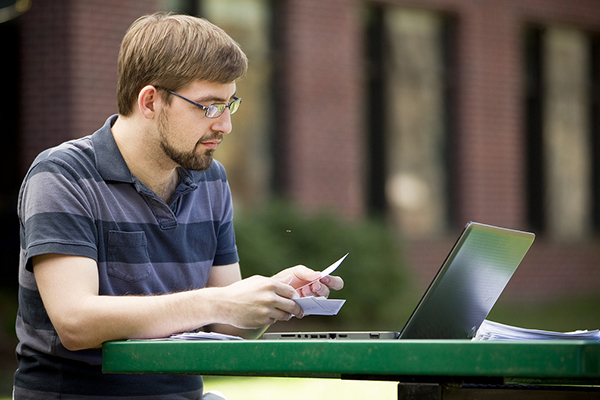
[157,80,237,171]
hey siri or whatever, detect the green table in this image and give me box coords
[103,339,600,399]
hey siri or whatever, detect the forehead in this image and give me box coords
[180,80,237,102]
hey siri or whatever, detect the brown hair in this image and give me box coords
[117,12,248,116]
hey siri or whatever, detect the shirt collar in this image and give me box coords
[91,115,134,183]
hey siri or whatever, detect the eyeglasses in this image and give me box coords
[155,86,242,118]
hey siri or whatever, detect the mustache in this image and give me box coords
[199,133,223,142]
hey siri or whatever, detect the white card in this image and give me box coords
[293,297,346,316]
[295,253,349,292]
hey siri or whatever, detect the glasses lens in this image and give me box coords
[206,104,225,118]
[205,98,241,118]
[229,98,241,115]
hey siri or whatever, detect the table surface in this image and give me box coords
[102,339,600,385]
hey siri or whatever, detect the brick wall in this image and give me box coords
[18,0,157,175]
[277,0,366,218]
[19,0,72,173]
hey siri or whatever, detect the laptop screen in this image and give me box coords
[399,222,535,339]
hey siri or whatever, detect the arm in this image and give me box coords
[33,255,302,350]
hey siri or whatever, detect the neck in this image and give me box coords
[146,170,179,203]
[112,115,179,203]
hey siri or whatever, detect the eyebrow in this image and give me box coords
[194,91,237,104]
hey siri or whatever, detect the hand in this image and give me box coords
[217,275,304,328]
[272,265,344,298]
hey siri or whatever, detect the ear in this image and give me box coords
[137,85,162,119]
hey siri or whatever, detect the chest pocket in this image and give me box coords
[107,231,152,282]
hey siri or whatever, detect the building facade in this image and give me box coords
[5,0,600,302]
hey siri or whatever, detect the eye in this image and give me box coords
[205,104,223,118]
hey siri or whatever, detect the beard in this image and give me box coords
[158,111,219,171]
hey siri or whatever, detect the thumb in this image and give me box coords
[280,274,294,285]
[273,274,300,299]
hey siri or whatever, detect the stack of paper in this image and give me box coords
[130,331,244,341]
[168,332,244,340]
[473,319,600,341]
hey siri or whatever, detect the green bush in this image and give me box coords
[233,200,411,330]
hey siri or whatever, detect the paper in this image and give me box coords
[130,331,244,341]
[169,331,244,340]
[295,253,349,293]
[293,296,346,316]
[473,319,600,341]
[294,253,348,316]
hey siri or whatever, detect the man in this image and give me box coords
[14,12,343,399]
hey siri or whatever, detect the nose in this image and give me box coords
[210,109,233,135]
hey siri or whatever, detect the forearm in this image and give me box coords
[43,275,299,349]
[56,287,226,350]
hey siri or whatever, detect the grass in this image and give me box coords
[203,376,398,400]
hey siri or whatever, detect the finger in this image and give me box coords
[271,279,298,299]
[272,309,293,322]
[291,302,304,319]
[310,281,330,297]
[300,285,313,297]
[291,265,322,282]
[273,274,301,298]
[287,265,322,289]
[273,266,320,288]
[320,275,344,291]
[280,274,293,285]
[275,298,303,319]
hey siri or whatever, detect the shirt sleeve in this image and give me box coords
[19,157,99,272]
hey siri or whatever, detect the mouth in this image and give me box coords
[200,140,221,150]
[199,136,222,150]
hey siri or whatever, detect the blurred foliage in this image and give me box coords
[233,199,412,330]
[488,295,600,332]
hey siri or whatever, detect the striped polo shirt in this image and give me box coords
[14,115,239,399]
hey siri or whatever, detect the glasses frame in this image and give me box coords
[155,86,241,119]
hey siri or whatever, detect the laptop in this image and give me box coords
[262,222,535,340]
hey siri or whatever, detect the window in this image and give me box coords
[526,26,599,239]
[366,6,454,237]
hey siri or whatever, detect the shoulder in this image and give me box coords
[27,136,96,180]
[19,136,99,211]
